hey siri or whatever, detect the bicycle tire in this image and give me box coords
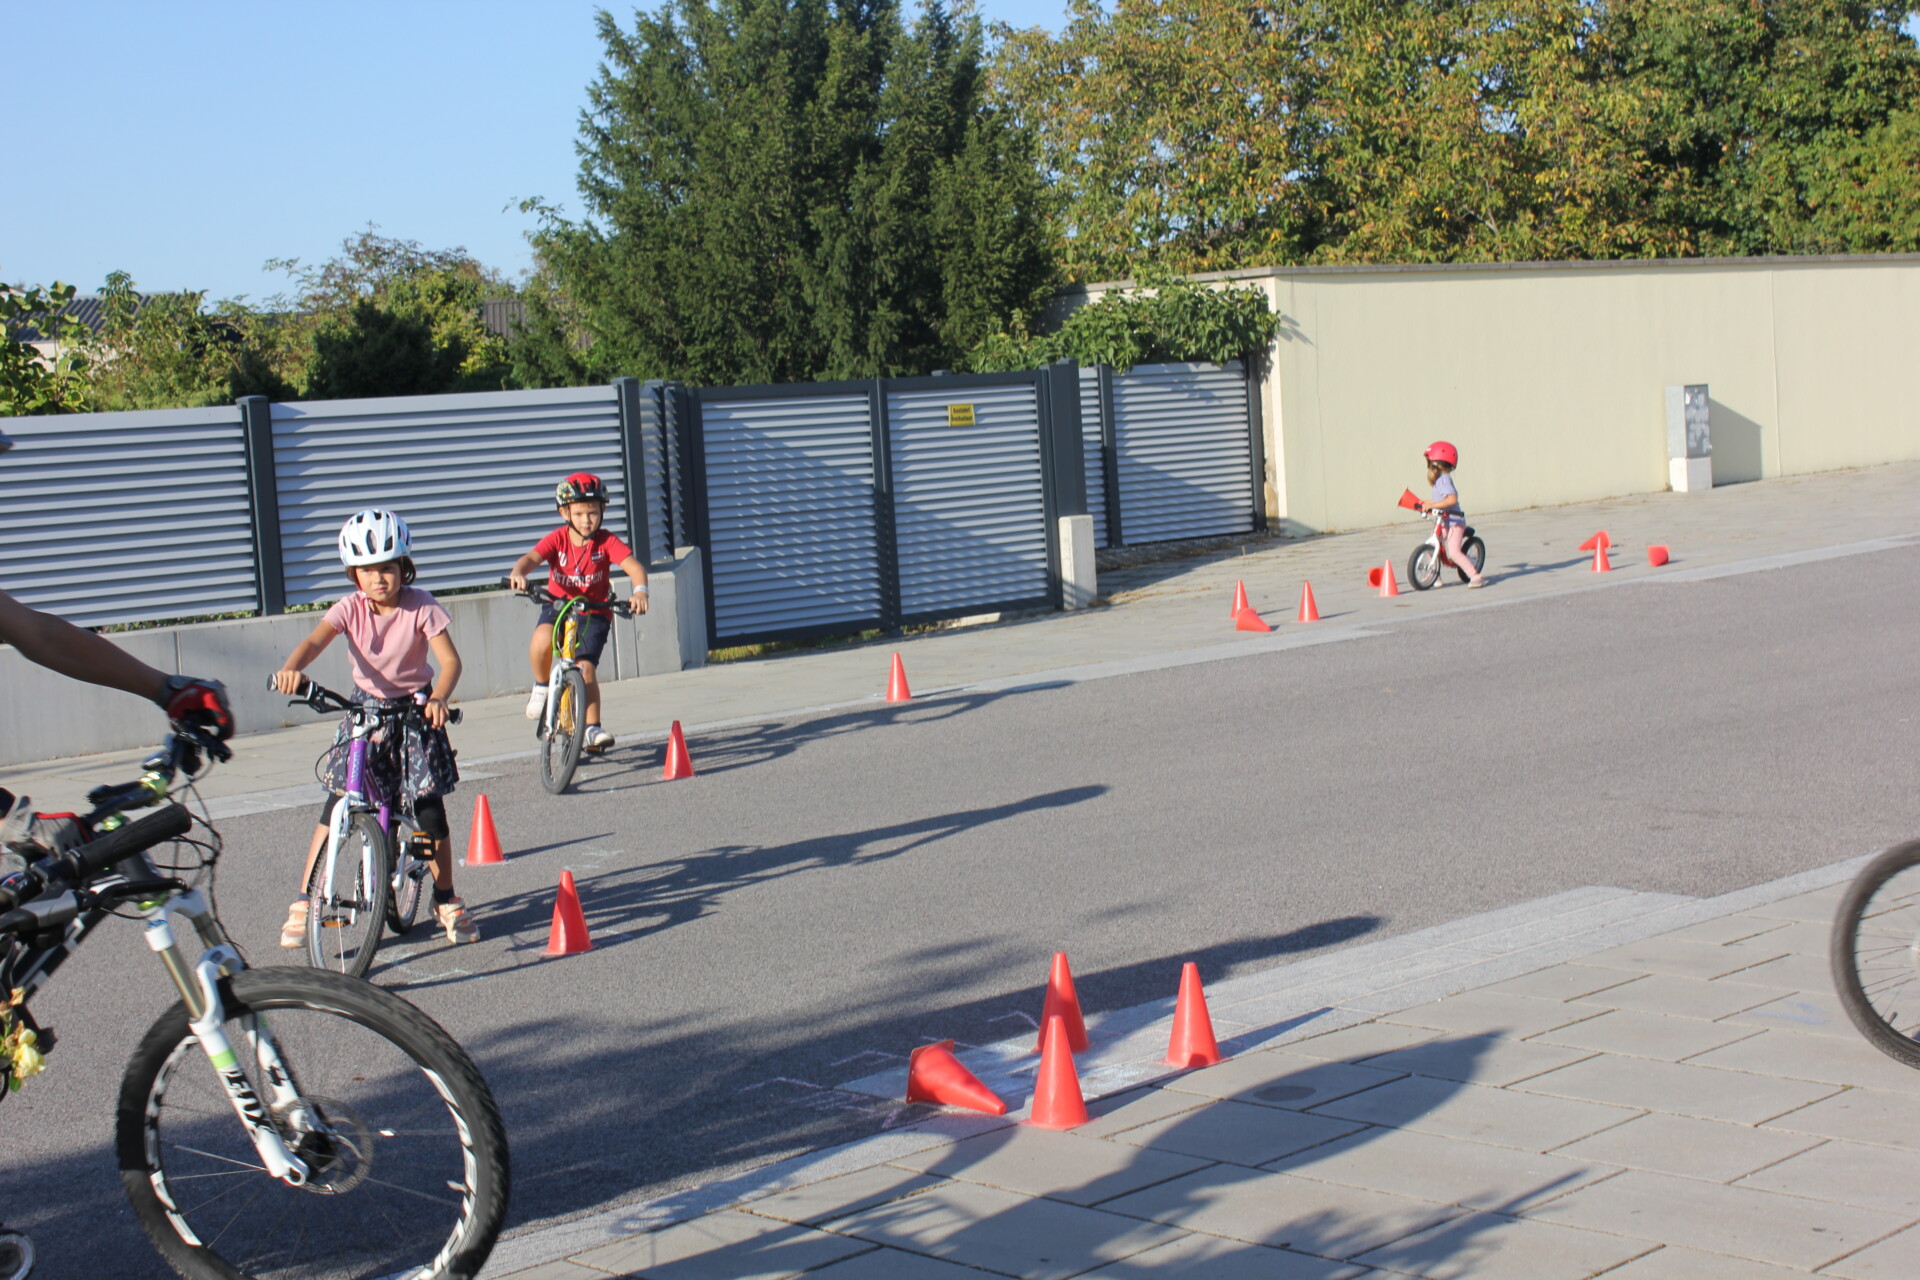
[1407,546,1440,591]
[540,667,588,795]
[1831,839,1920,1070]
[1458,536,1486,583]
[116,966,509,1280]
[386,815,426,935]
[305,810,391,980]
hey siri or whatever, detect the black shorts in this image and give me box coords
[537,598,612,666]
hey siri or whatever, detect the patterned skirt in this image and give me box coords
[318,689,459,803]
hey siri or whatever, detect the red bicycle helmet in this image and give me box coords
[554,472,608,506]
[1423,441,1458,467]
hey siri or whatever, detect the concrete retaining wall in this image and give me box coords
[0,549,705,767]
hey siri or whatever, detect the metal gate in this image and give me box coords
[1082,360,1261,548]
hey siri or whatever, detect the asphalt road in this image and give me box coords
[4,545,1917,1278]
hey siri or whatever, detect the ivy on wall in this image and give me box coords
[968,267,1278,372]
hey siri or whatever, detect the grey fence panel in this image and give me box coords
[0,406,254,626]
[1111,360,1254,544]
[665,386,690,553]
[639,384,672,564]
[1078,364,1110,549]
[272,387,627,605]
[700,393,883,642]
[888,382,1052,619]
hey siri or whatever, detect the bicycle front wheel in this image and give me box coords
[1832,839,1920,1069]
[116,966,509,1280]
[386,816,426,935]
[1407,545,1440,591]
[540,667,588,794]
[306,810,391,979]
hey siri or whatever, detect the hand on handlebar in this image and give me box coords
[270,669,305,697]
[156,674,234,743]
[507,569,529,592]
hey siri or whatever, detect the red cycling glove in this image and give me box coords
[156,675,234,742]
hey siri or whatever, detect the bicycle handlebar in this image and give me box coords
[0,804,193,925]
[270,677,462,725]
[498,579,634,617]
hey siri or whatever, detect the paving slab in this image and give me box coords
[1533,1009,1758,1063]
[1745,886,1846,923]
[824,1180,1184,1280]
[1766,1087,1920,1152]
[1475,964,1638,1003]
[569,1210,873,1280]
[1075,1232,1373,1279]
[1726,919,1830,957]
[1278,1021,1444,1064]
[1520,1169,1910,1269]
[1513,1053,1840,1125]
[887,1127,1213,1207]
[1735,1139,1920,1215]
[1570,973,1791,1021]
[1098,1165,1462,1259]
[1156,1050,1403,1110]
[807,1247,1001,1279]
[1382,990,1600,1038]
[1686,1028,1920,1094]
[1103,1097,1366,1166]
[1821,1223,1920,1280]
[1719,988,1858,1039]
[1075,1087,1211,1140]
[1549,1112,1822,1183]
[1357,1035,1592,1088]
[1274,1126,1613,1213]
[738,1164,943,1227]
[1578,935,1785,981]
[1722,951,1838,994]
[1311,1074,1639,1152]
[1350,1210,1653,1280]
[1657,915,1796,947]
[494,1263,609,1280]
[1584,1244,1815,1279]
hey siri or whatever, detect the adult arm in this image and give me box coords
[0,588,167,701]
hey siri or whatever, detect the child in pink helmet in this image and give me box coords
[1419,441,1489,588]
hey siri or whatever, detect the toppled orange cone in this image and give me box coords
[1647,545,1670,567]
[662,720,696,780]
[545,870,593,956]
[1591,541,1612,573]
[906,1041,1007,1115]
[1297,581,1320,623]
[1579,531,1613,552]
[464,793,504,866]
[1027,1015,1089,1130]
[1165,962,1224,1068]
[1231,580,1250,619]
[1234,605,1272,632]
[1036,952,1090,1053]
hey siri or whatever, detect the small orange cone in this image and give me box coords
[662,720,695,780]
[545,870,593,956]
[464,794,505,866]
[1377,559,1399,597]
[1036,952,1090,1053]
[1647,544,1670,567]
[1297,581,1320,623]
[1230,580,1249,619]
[1578,531,1613,552]
[1234,605,1272,633]
[1027,1015,1090,1130]
[1165,962,1224,1068]
[886,653,912,703]
[906,1041,1008,1115]
[1591,541,1612,573]
[1397,489,1423,511]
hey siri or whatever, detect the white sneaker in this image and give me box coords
[524,684,547,719]
[584,725,614,753]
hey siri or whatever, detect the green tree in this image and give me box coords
[532,0,1054,386]
[88,272,294,410]
[0,283,96,416]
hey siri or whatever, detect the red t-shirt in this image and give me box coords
[533,527,634,603]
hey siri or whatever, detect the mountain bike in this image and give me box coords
[279,678,462,979]
[1407,508,1487,590]
[1831,838,1920,1069]
[506,582,632,795]
[0,723,509,1279]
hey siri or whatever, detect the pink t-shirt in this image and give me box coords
[323,587,451,699]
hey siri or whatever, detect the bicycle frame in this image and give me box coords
[539,600,596,732]
[1423,512,1469,569]
[319,710,395,914]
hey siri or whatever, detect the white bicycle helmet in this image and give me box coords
[338,509,412,566]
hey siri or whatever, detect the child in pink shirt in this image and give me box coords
[271,509,477,948]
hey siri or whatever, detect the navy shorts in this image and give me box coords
[537,598,612,666]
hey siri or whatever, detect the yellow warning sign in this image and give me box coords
[946,403,976,427]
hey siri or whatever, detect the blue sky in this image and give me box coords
[4,0,1071,304]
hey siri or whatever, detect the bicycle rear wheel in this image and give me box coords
[306,811,390,979]
[540,667,588,794]
[1832,839,1920,1069]
[1457,536,1486,583]
[117,966,509,1280]
[386,816,427,935]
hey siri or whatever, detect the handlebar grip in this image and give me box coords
[66,804,193,883]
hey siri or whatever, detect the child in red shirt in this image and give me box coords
[506,472,649,751]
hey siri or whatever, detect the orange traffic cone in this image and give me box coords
[906,1041,1008,1115]
[464,794,504,866]
[1165,962,1224,1068]
[1578,530,1612,552]
[1230,580,1249,619]
[1377,559,1399,597]
[662,720,695,780]
[1234,605,1272,633]
[545,870,593,956]
[887,653,912,703]
[1027,1015,1090,1130]
[1297,581,1320,623]
[1647,544,1670,567]
[1591,541,1612,573]
[1397,488,1423,511]
[1035,952,1090,1053]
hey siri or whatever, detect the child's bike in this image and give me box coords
[1830,839,1920,1069]
[280,678,462,979]
[506,583,632,795]
[1407,508,1487,590]
[0,723,509,1279]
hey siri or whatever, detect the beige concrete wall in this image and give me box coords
[1253,255,1920,533]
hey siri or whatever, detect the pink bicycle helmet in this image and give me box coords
[1424,441,1458,467]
